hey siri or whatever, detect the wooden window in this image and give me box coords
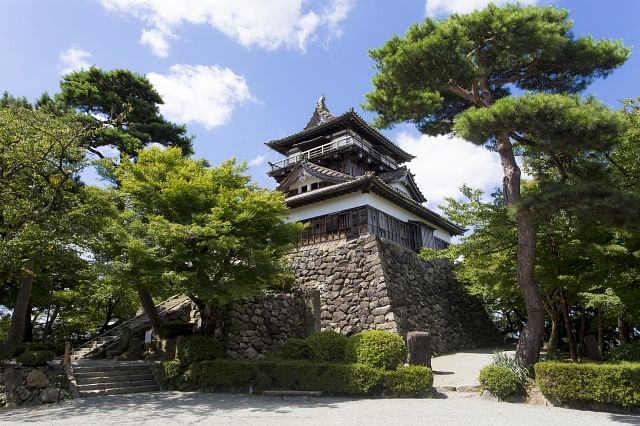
[434,237,450,250]
[300,185,308,193]
[337,212,351,230]
[310,182,319,190]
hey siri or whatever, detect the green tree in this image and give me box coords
[102,147,302,335]
[365,4,629,365]
[0,105,88,353]
[57,67,193,158]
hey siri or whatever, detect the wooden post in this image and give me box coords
[406,331,431,368]
[63,341,71,365]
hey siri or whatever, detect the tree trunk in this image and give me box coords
[547,309,560,354]
[497,135,545,367]
[578,309,588,355]
[559,288,578,362]
[99,299,116,334]
[23,304,33,343]
[1,258,35,354]
[138,288,162,336]
[597,308,604,357]
[618,316,630,345]
[42,305,60,342]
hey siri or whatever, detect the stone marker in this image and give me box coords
[406,331,431,368]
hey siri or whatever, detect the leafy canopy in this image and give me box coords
[365,4,629,134]
[105,147,303,304]
[57,67,193,157]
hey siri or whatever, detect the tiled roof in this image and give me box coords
[379,167,427,203]
[276,161,354,191]
[285,174,464,235]
[266,109,414,163]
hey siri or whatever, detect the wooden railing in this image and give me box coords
[270,135,398,171]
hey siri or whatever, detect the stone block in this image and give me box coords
[371,305,391,316]
[39,387,60,403]
[3,369,24,392]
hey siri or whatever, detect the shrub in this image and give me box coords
[177,336,224,364]
[16,350,54,367]
[479,365,519,400]
[190,359,258,391]
[382,365,434,396]
[12,342,60,357]
[306,331,348,362]
[535,361,640,407]
[159,360,185,389]
[492,350,529,382]
[161,359,434,396]
[345,330,405,370]
[608,341,640,361]
[277,338,312,360]
[159,321,194,339]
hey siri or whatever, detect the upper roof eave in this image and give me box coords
[266,111,415,163]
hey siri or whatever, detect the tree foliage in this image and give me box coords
[57,67,193,158]
[365,3,630,365]
[103,147,303,307]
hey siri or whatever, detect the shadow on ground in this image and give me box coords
[0,392,346,424]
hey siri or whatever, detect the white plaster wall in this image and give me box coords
[289,176,323,193]
[286,191,452,242]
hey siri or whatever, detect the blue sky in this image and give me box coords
[2,0,638,210]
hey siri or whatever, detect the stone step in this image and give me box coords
[77,379,157,391]
[75,373,154,385]
[74,367,150,377]
[79,384,160,398]
[74,363,150,372]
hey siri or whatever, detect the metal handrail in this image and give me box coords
[270,135,398,171]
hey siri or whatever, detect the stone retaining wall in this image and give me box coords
[220,293,307,359]
[0,364,68,407]
[289,235,501,354]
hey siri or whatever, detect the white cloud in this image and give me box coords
[425,0,540,17]
[247,155,265,168]
[59,47,92,75]
[140,28,172,57]
[147,64,254,129]
[98,0,354,57]
[396,132,504,210]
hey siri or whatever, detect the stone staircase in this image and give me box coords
[72,361,159,397]
[70,294,191,360]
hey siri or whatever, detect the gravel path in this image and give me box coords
[0,391,636,425]
[431,348,508,388]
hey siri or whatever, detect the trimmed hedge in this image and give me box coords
[383,365,434,396]
[16,350,54,367]
[177,336,223,364]
[479,365,519,400]
[345,330,405,370]
[160,359,433,397]
[276,338,312,360]
[535,361,640,407]
[306,331,348,362]
[12,342,61,357]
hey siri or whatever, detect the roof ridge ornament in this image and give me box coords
[304,94,336,130]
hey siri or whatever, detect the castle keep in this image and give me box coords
[267,96,464,252]
[242,97,502,355]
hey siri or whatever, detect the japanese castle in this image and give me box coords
[266,96,464,252]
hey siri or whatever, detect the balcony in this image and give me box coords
[269,134,398,172]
